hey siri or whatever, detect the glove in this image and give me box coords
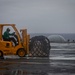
[12,32,15,35]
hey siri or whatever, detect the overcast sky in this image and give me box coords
[0,0,75,33]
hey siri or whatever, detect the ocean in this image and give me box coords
[30,33,75,42]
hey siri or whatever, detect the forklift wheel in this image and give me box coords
[17,49,26,57]
[0,51,3,57]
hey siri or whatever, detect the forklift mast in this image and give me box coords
[20,29,30,54]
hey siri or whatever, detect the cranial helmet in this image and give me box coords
[7,28,10,31]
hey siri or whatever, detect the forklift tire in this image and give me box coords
[29,36,51,57]
[17,49,26,57]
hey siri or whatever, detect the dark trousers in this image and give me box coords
[3,37,17,46]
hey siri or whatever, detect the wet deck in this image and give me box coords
[0,57,75,75]
[0,43,75,75]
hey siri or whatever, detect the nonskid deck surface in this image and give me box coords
[0,56,75,75]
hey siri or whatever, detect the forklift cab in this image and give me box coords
[0,24,30,57]
[2,25,19,47]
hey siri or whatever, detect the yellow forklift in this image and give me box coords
[0,24,50,58]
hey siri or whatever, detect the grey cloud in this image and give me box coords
[0,0,75,33]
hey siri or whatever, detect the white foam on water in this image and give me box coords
[50,56,75,60]
[51,48,75,50]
